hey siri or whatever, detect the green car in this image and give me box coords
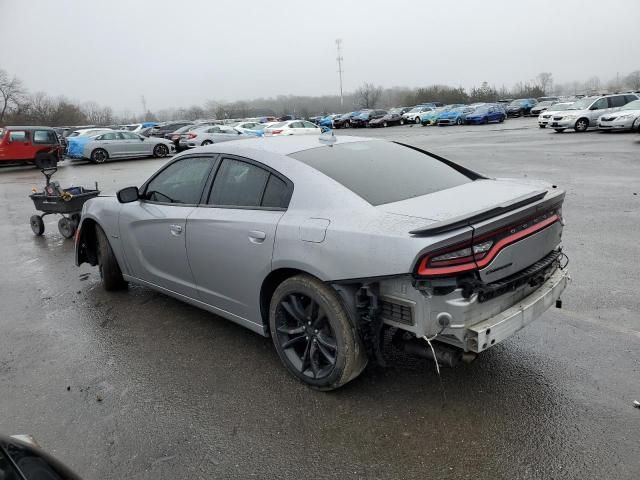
[419,107,445,126]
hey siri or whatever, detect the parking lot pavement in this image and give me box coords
[1,119,639,479]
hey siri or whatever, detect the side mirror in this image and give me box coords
[140,137,145,141]
[117,186,139,203]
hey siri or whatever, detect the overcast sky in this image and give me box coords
[1,0,638,114]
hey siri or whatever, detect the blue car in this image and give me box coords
[506,98,538,117]
[436,105,472,126]
[465,105,506,124]
[318,115,335,128]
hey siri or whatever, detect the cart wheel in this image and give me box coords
[30,215,45,236]
[58,217,76,239]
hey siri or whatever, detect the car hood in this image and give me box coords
[378,178,551,222]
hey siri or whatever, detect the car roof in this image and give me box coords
[192,135,374,157]
[1,125,55,130]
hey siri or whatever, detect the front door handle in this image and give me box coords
[170,224,183,236]
[248,230,266,243]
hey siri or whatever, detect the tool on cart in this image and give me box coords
[29,167,100,238]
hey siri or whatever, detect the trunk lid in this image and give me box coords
[381,179,566,282]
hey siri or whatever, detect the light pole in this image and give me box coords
[336,39,344,107]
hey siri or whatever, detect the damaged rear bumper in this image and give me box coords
[465,266,568,352]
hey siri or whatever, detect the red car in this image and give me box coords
[0,126,62,168]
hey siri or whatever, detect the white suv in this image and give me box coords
[549,94,639,132]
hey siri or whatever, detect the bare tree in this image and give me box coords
[625,71,640,90]
[356,82,382,109]
[0,69,26,123]
[536,72,553,95]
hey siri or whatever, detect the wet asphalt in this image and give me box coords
[0,118,639,479]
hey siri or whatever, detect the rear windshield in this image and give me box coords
[289,141,473,206]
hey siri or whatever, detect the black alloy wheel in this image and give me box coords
[91,149,108,163]
[274,293,337,380]
[154,144,169,157]
[269,274,368,390]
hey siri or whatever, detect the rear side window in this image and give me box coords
[609,96,627,108]
[33,130,58,144]
[208,158,269,207]
[262,174,290,208]
[289,141,473,206]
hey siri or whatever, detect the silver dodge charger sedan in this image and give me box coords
[75,135,569,390]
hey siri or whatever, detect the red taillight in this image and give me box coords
[171,134,179,140]
[416,212,561,277]
[271,130,283,135]
[186,133,197,139]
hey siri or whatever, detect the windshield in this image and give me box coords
[289,141,472,206]
[538,101,554,107]
[549,103,571,111]
[509,100,526,106]
[408,107,421,113]
[474,107,489,114]
[567,97,595,110]
[621,100,640,110]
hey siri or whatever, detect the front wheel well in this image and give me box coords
[78,218,99,266]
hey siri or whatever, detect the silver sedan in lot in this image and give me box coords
[179,125,249,149]
[598,99,640,131]
[80,131,175,163]
[75,136,569,390]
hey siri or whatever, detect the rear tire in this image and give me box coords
[90,148,108,164]
[201,140,213,146]
[30,215,44,236]
[96,225,127,291]
[153,144,169,157]
[269,274,368,390]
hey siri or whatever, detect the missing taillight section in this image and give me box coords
[416,208,561,277]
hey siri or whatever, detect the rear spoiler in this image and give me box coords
[409,190,548,236]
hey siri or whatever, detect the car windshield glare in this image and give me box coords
[567,98,594,110]
[289,141,473,206]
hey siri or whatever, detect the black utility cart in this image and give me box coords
[29,167,100,238]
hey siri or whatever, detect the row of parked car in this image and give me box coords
[535,93,640,132]
[312,97,569,130]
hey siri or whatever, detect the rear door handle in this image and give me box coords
[248,230,266,243]
[170,224,183,235]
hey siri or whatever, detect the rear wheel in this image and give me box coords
[574,118,589,132]
[96,225,127,291]
[90,148,108,164]
[201,140,213,146]
[153,144,169,157]
[269,274,368,390]
[30,215,44,236]
[34,153,57,169]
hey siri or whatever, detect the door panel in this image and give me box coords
[119,202,198,297]
[186,208,284,322]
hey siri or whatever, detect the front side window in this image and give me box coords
[303,121,317,128]
[32,130,57,144]
[289,141,473,206]
[144,157,212,204]
[592,98,608,110]
[9,131,27,142]
[208,158,269,207]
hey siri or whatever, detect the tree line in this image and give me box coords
[2,68,640,126]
